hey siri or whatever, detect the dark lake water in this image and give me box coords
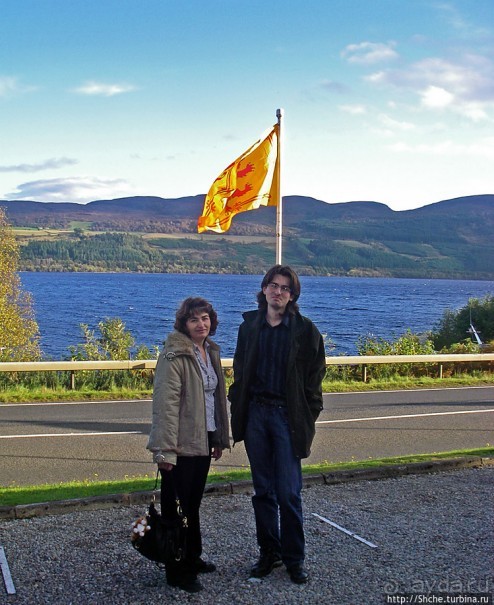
[19,273,494,360]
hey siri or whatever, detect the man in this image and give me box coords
[229,265,326,584]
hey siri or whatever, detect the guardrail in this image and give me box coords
[1,353,493,386]
[325,353,494,381]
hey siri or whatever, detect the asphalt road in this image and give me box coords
[1,386,493,487]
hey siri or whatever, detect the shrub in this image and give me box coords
[432,295,494,350]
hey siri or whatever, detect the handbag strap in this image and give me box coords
[153,468,183,512]
[151,469,159,503]
[153,468,160,491]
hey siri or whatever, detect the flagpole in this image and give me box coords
[275,108,283,264]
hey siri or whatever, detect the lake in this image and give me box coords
[19,273,494,360]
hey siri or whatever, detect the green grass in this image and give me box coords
[1,373,493,403]
[1,447,492,507]
[322,373,494,393]
[0,386,152,403]
[0,477,157,507]
[69,221,93,230]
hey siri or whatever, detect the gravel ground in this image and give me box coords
[1,468,493,605]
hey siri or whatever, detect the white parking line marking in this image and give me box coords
[0,431,143,439]
[312,513,378,548]
[0,546,16,594]
[1,400,151,407]
[316,408,494,425]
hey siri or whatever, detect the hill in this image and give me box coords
[1,194,493,279]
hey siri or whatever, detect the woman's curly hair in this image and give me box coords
[174,297,219,336]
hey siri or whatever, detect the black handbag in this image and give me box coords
[131,471,188,565]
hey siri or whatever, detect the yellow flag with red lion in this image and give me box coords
[198,125,279,234]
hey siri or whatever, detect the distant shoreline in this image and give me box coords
[9,195,494,280]
[18,269,494,282]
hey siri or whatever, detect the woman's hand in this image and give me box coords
[211,447,223,461]
[158,462,174,472]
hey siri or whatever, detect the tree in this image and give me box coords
[69,317,136,360]
[67,317,155,390]
[432,295,494,350]
[0,207,41,361]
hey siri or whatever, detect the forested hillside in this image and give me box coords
[3,194,494,278]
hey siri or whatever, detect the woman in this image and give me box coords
[147,297,230,593]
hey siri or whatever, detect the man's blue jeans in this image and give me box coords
[244,401,304,568]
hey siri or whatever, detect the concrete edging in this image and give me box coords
[1,456,492,521]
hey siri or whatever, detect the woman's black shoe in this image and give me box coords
[168,578,203,593]
[193,558,216,573]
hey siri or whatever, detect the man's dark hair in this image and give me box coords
[256,265,301,315]
[174,297,219,336]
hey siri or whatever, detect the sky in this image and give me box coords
[1,0,493,211]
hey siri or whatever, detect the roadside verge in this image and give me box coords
[2,455,493,521]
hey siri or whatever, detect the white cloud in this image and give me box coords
[366,55,494,121]
[0,76,36,97]
[458,103,490,121]
[319,79,349,94]
[341,42,398,65]
[0,76,18,96]
[0,157,78,173]
[365,71,386,84]
[72,81,137,97]
[339,104,367,115]
[6,176,136,203]
[389,138,494,160]
[434,2,490,37]
[420,85,454,108]
[434,2,468,30]
[378,114,415,131]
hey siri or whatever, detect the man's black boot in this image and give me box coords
[250,551,283,578]
[287,564,309,584]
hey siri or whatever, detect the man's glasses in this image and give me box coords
[267,282,292,294]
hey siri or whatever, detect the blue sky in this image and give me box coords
[1,0,493,211]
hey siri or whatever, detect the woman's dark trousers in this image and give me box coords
[160,455,211,584]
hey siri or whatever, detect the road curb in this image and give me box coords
[1,456,492,521]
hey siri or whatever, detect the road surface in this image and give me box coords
[1,386,493,486]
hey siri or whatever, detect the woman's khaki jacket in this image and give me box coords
[147,330,230,465]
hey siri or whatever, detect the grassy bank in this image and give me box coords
[1,373,493,403]
[2,447,492,507]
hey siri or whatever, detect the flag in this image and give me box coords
[197,124,279,234]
